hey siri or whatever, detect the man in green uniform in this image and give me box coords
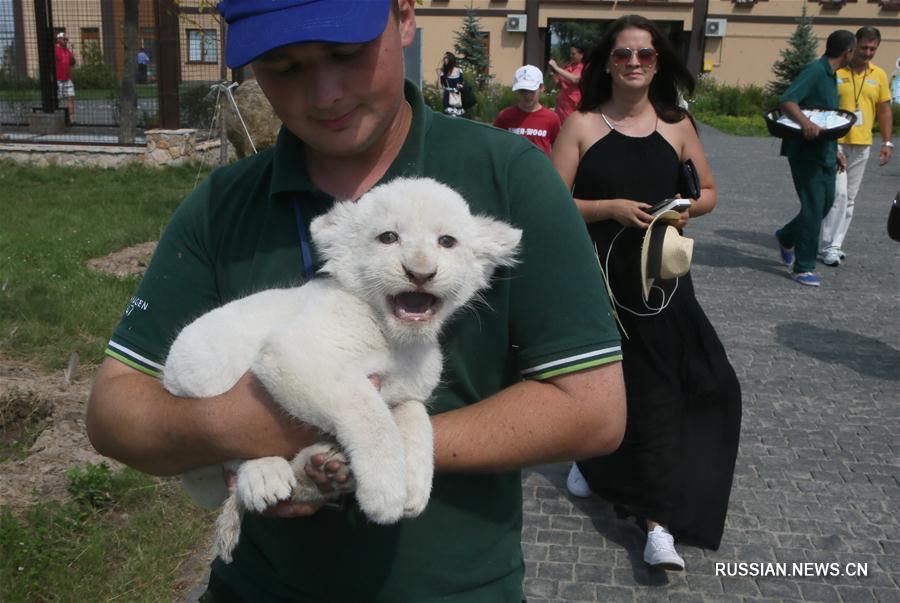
[86,2,626,601]
[775,29,856,287]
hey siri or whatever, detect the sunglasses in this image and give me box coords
[610,47,657,67]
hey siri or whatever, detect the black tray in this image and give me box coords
[764,108,856,141]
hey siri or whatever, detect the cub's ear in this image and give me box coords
[310,201,358,260]
[470,216,522,268]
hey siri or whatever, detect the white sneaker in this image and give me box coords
[565,463,591,498]
[644,526,685,570]
[819,249,841,266]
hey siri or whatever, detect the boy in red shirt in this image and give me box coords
[493,65,561,156]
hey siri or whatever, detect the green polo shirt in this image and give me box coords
[106,82,621,602]
[779,56,839,167]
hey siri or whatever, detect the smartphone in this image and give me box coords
[648,198,692,215]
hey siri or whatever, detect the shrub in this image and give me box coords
[180,84,217,129]
[689,76,778,118]
[0,71,38,91]
[423,79,557,125]
[71,43,117,90]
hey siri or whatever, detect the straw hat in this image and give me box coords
[640,210,694,301]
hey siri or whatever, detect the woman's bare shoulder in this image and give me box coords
[657,114,698,159]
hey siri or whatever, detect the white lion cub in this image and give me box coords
[162,177,521,562]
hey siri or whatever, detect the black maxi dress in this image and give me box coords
[573,128,742,549]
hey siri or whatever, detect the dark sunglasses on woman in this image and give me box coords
[610,47,657,67]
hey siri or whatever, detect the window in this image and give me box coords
[81,27,100,55]
[187,29,218,63]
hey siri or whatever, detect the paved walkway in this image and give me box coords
[522,126,899,602]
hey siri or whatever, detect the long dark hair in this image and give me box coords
[578,15,695,124]
[441,52,458,76]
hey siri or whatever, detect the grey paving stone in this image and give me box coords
[799,581,842,603]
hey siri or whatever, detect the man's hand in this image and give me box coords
[837,150,848,173]
[801,118,822,141]
[232,374,380,519]
[879,144,893,166]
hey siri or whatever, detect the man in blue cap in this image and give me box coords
[87,2,626,601]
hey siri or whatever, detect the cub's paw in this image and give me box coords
[403,464,433,518]
[290,442,356,501]
[235,457,297,513]
[354,461,407,524]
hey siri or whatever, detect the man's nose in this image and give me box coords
[306,64,342,109]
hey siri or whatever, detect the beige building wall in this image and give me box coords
[416,1,897,90]
[417,1,527,88]
[704,0,900,86]
[20,2,103,78]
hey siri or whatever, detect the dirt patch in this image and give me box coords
[86,241,157,278]
[0,388,53,462]
[0,359,114,510]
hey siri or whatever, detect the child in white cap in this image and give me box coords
[493,65,561,156]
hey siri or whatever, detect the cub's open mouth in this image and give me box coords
[389,292,441,322]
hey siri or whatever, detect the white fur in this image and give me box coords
[162,177,521,562]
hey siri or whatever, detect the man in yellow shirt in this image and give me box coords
[819,27,894,267]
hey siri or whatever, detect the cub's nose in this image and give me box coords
[403,266,437,286]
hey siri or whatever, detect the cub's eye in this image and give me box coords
[377,231,399,244]
[438,235,457,248]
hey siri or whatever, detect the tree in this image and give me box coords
[453,6,491,88]
[549,21,605,64]
[767,3,818,98]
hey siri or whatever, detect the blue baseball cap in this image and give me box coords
[219,0,392,68]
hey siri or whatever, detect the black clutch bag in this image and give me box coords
[677,158,700,200]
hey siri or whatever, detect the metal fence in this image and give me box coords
[0,0,232,146]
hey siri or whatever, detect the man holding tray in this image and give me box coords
[774,30,856,287]
[819,27,894,267]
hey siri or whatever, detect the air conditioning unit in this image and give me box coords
[820,0,846,6]
[506,14,527,33]
[705,18,727,38]
[734,0,757,5]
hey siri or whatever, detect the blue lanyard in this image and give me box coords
[292,198,315,281]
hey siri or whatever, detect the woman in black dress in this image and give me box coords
[436,51,465,117]
[551,15,741,571]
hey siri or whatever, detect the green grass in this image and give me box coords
[0,161,210,369]
[695,112,770,137]
[0,85,159,102]
[0,468,215,602]
[0,163,217,602]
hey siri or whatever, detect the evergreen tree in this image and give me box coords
[453,6,491,88]
[767,3,818,98]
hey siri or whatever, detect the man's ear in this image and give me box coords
[397,0,417,48]
[310,201,357,260]
[470,216,522,268]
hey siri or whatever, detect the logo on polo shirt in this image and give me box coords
[125,296,149,316]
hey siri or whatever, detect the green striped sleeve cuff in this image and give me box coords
[105,340,163,378]
[521,346,622,381]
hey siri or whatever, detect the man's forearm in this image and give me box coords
[87,360,226,475]
[780,101,807,126]
[876,102,892,143]
[87,358,319,476]
[432,363,626,473]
